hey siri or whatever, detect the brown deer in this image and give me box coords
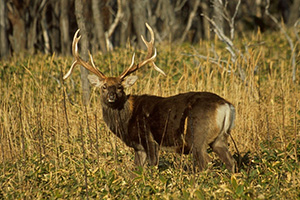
[63,23,236,172]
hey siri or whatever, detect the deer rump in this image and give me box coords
[103,91,236,172]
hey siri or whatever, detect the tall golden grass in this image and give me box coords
[0,30,299,198]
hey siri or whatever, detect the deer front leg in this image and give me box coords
[146,141,159,166]
[134,142,159,167]
[144,129,159,166]
[193,146,212,171]
[134,149,147,166]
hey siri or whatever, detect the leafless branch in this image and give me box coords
[41,7,50,54]
[38,0,47,12]
[49,74,61,87]
[202,15,235,60]
[179,0,200,43]
[265,0,296,82]
[145,1,162,42]
[294,19,300,44]
[107,0,123,37]
[230,0,241,40]
[201,11,248,82]
[174,0,188,12]
[222,0,241,40]
[105,0,123,51]
[182,52,233,74]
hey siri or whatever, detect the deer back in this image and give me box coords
[126,92,234,153]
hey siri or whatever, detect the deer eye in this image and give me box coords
[117,84,123,90]
[102,84,107,90]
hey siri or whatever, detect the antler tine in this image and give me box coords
[143,23,165,76]
[136,48,166,76]
[149,52,166,76]
[141,23,154,58]
[63,29,81,80]
[119,23,165,80]
[63,29,106,80]
[129,53,136,68]
[88,51,98,70]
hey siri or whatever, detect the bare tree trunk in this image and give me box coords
[120,0,130,47]
[255,0,262,18]
[287,0,300,27]
[0,0,9,58]
[50,1,60,53]
[7,1,27,56]
[28,22,37,53]
[60,0,70,55]
[180,0,200,43]
[41,5,50,54]
[92,0,107,54]
[200,1,211,39]
[155,0,177,41]
[213,0,224,34]
[131,0,147,49]
[27,1,40,54]
[75,0,90,106]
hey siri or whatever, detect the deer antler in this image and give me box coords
[119,23,166,80]
[63,29,106,80]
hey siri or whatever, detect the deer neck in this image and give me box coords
[101,95,134,142]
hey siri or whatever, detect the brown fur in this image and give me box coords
[96,80,236,172]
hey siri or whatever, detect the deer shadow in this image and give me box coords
[154,150,254,173]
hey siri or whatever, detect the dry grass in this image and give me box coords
[0,31,299,199]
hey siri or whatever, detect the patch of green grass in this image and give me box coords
[0,142,299,199]
[0,30,299,199]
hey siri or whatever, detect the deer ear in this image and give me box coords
[88,74,103,87]
[123,75,138,88]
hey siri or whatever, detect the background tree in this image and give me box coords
[7,0,27,56]
[131,0,147,49]
[60,0,70,56]
[92,0,107,54]
[0,0,298,58]
[213,0,224,34]
[0,0,8,58]
[287,0,300,26]
[75,0,90,106]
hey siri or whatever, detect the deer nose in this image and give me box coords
[107,92,117,103]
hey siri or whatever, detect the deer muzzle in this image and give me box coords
[107,92,117,103]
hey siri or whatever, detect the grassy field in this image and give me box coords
[0,30,299,199]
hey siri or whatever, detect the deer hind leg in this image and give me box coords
[186,116,212,171]
[211,132,236,172]
[193,144,212,171]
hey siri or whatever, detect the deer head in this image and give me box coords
[63,23,165,108]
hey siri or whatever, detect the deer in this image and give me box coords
[63,23,237,172]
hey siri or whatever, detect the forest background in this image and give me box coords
[0,0,299,199]
[0,0,299,58]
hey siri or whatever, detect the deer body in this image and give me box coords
[64,23,236,172]
[99,90,236,171]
